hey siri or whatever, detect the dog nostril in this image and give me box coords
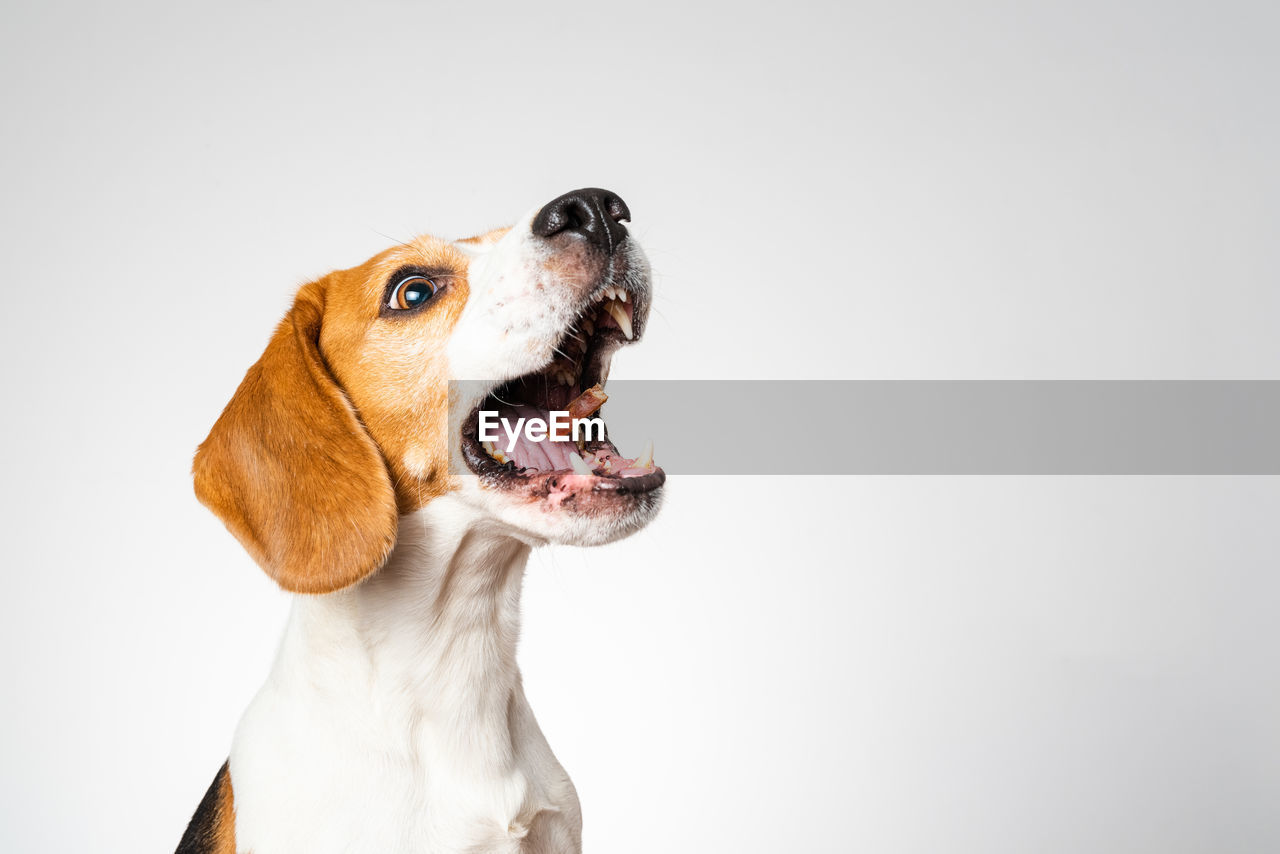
[531,187,630,254]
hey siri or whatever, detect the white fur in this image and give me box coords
[446,208,651,390]
[232,497,582,854]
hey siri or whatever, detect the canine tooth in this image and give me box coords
[618,289,628,303]
[604,299,633,340]
[634,438,653,469]
[568,451,593,475]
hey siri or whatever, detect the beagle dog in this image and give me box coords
[176,189,663,854]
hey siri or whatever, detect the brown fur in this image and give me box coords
[193,236,472,594]
[176,762,236,854]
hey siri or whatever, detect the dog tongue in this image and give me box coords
[496,405,576,471]
[498,386,604,472]
[494,384,657,476]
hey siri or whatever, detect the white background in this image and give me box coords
[2,1,1278,851]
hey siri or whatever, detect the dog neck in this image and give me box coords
[234,496,580,853]
[348,496,531,735]
[292,495,537,767]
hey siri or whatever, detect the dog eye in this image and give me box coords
[388,276,438,310]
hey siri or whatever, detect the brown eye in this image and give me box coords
[388,275,438,310]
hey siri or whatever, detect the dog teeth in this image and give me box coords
[568,451,593,475]
[604,299,633,340]
[633,438,653,469]
[597,285,630,303]
[482,441,510,465]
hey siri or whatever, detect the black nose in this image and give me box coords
[531,188,631,254]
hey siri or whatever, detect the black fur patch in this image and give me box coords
[175,761,230,854]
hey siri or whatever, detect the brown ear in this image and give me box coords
[193,280,398,594]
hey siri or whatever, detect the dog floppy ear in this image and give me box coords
[193,279,398,594]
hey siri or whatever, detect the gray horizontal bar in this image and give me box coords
[451,381,1280,474]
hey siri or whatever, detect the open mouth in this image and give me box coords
[460,284,665,505]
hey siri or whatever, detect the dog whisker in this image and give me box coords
[371,228,435,270]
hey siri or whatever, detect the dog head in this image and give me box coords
[194,189,663,593]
